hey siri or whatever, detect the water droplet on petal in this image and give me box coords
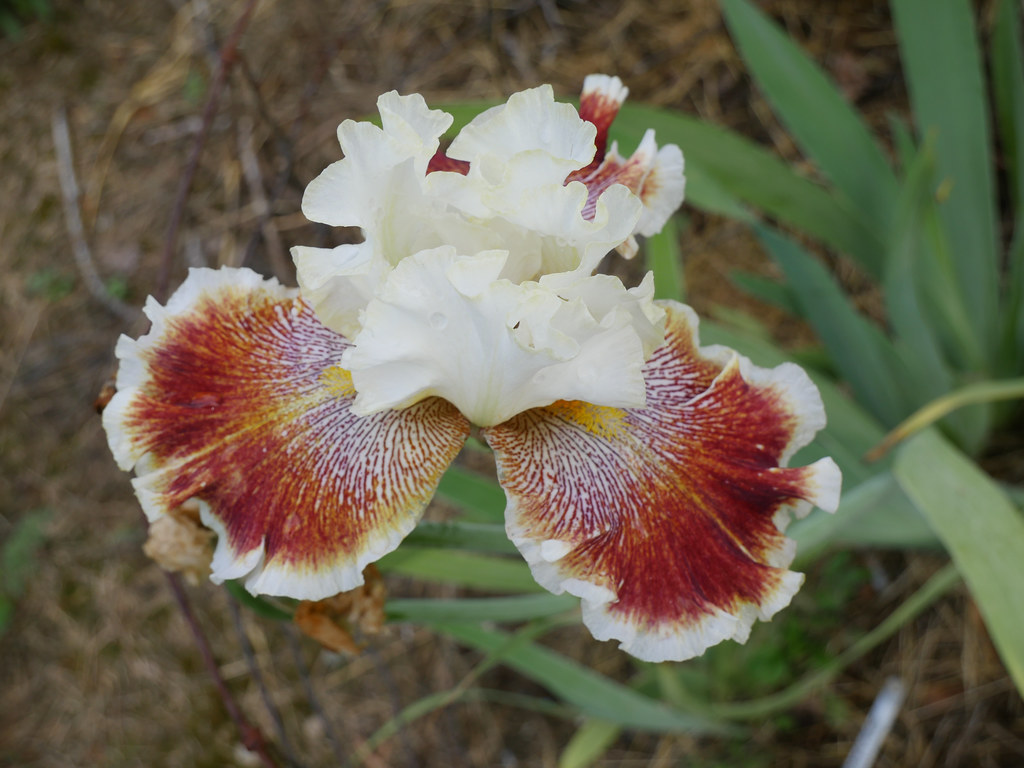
[428,312,448,330]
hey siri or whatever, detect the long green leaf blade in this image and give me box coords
[753,225,908,425]
[403,521,517,554]
[437,465,506,523]
[894,430,1024,696]
[789,472,938,567]
[892,0,1000,359]
[559,720,621,768]
[992,0,1024,218]
[884,138,953,402]
[645,215,686,302]
[433,621,734,734]
[388,594,576,623]
[611,104,882,271]
[377,549,542,593]
[721,0,899,245]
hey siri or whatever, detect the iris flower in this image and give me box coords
[103,76,840,662]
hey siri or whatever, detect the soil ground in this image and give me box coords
[1,1,1022,766]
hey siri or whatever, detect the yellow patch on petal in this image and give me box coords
[547,400,628,441]
[322,365,356,398]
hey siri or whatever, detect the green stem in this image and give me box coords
[867,377,1024,460]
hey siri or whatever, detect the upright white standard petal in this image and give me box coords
[294,92,461,336]
[447,85,596,179]
[292,77,685,415]
[342,247,664,427]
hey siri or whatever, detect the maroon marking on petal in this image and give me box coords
[427,148,470,175]
[484,305,829,654]
[569,152,651,221]
[118,277,468,592]
[577,84,624,170]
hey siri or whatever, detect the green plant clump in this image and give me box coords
[0,0,52,39]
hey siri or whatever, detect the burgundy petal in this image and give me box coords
[483,302,840,661]
[104,268,469,599]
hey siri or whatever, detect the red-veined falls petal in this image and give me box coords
[103,267,469,600]
[483,302,841,662]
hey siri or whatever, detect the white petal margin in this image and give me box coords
[632,133,686,238]
[484,301,841,662]
[104,267,469,599]
[342,246,661,427]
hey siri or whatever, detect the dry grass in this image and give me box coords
[1,1,1021,766]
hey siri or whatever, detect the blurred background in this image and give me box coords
[1,1,1021,766]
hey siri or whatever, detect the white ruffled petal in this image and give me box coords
[291,243,389,339]
[448,85,596,179]
[376,90,453,173]
[635,141,686,237]
[343,247,657,426]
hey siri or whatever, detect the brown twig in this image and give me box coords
[285,626,350,768]
[236,36,342,272]
[51,106,140,324]
[237,118,291,279]
[164,571,281,768]
[226,594,301,767]
[155,0,259,302]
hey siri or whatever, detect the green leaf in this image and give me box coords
[884,137,954,404]
[707,564,960,720]
[0,509,53,636]
[887,113,918,173]
[1007,226,1024,374]
[893,430,1024,696]
[388,593,577,623]
[993,0,1024,217]
[730,271,800,315]
[708,304,773,341]
[2,509,52,598]
[611,104,882,270]
[436,465,506,523]
[440,100,498,135]
[913,195,987,374]
[558,720,621,768]
[789,472,938,567]
[645,214,686,302]
[721,0,899,251]
[892,0,1000,358]
[377,549,542,593]
[432,621,735,734]
[992,0,1024,376]
[753,225,909,426]
[403,520,517,553]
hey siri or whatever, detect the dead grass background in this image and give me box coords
[0,0,1022,766]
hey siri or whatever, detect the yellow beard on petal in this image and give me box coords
[547,400,628,441]
[322,365,356,398]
